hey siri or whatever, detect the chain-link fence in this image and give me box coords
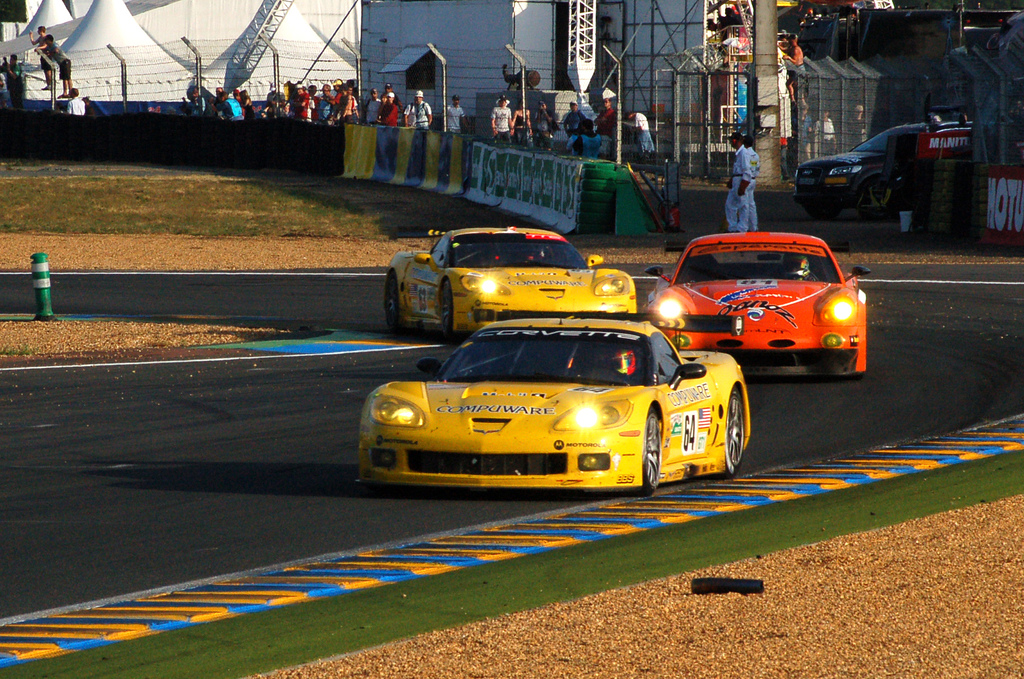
[10,30,1024,173]
[792,47,1024,173]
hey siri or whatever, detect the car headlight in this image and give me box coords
[369,394,425,427]
[816,293,858,325]
[460,273,510,295]
[554,401,633,430]
[594,275,629,296]
[657,298,684,319]
[828,165,862,175]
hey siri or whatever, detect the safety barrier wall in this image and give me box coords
[341,125,467,195]
[464,143,585,234]
[0,110,345,175]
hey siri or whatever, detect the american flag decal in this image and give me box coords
[697,408,712,429]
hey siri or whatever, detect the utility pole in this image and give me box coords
[754,0,780,185]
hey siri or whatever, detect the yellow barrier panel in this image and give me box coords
[391,128,417,185]
[420,132,442,191]
[342,125,377,180]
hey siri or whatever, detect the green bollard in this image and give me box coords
[31,253,55,321]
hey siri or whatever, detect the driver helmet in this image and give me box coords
[785,254,811,280]
[613,349,637,376]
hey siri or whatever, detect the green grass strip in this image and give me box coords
[8,450,1023,679]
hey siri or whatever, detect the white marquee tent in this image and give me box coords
[20,0,73,36]
[0,0,359,106]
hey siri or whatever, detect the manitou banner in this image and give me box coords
[983,165,1024,246]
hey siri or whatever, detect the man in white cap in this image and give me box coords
[404,90,432,129]
[491,95,512,143]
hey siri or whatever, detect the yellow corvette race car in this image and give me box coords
[384,227,636,340]
[359,317,750,494]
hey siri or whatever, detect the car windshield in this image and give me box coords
[449,233,588,269]
[850,125,921,154]
[675,243,841,284]
[437,328,650,387]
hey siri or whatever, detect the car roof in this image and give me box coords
[480,317,656,336]
[445,226,566,239]
[684,231,832,250]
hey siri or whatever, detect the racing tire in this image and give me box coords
[802,202,843,221]
[579,190,615,205]
[640,408,662,496]
[723,385,745,478]
[440,278,457,342]
[581,179,616,193]
[384,271,401,332]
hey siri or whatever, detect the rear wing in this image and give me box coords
[499,311,744,336]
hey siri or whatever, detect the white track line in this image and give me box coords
[0,343,443,374]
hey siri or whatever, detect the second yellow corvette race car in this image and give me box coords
[359,317,750,494]
[384,227,636,339]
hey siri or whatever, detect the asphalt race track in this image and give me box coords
[2,258,1024,622]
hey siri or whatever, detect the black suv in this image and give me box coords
[793,120,970,220]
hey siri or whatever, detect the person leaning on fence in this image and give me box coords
[364,88,381,125]
[40,35,73,99]
[342,83,359,124]
[181,85,204,116]
[561,101,585,136]
[446,95,466,133]
[377,91,399,126]
[568,118,601,159]
[0,75,10,109]
[240,90,256,120]
[292,84,311,121]
[216,91,243,121]
[29,27,51,91]
[627,111,654,155]
[491,95,512,142]
[532,100,555,149]
[383,83,402,113]
[511,102,531,145]
[66,88,85,116]
[4,55,24,110]
[405,90,432,129]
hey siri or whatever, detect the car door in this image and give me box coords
[652,333,712,467]
[406,235,449,322]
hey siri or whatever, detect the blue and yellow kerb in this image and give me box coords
[2,419,1022,668]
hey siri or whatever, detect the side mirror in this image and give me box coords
[414,253,432,265]
[670,361,707,389]
[645,265,671,283]
[417,357,443,376]
[847,265,871,279]
[587,254,604,268]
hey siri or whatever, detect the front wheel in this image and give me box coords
[440,279,457,342]
[640,409,662,496]
[723,385,745,478]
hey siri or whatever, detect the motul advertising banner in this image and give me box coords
[983,165,1024,246]
[916,129,972,159]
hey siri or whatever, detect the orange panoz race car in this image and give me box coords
[384,227,636,340]
[645,232,870,377]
